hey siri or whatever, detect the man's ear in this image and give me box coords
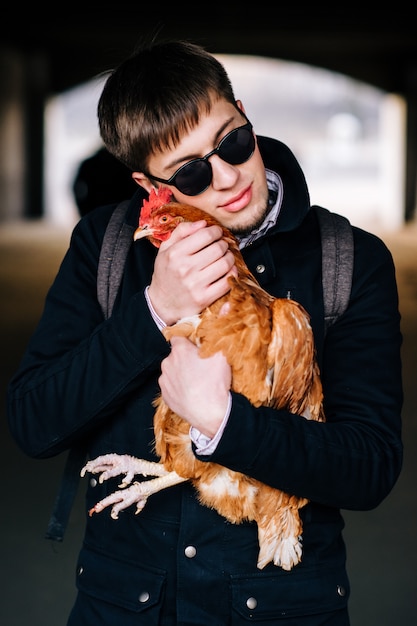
[236,99,246,115]
[132,172,154,194]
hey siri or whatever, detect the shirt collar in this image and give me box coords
[238,168,283,249]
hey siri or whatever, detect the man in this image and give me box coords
[7,39,403,625]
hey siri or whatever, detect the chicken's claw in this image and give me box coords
[81,453,169,488]
[88,481,150,518]
[87,471,187,519]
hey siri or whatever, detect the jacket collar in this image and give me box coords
[257,135,311,233]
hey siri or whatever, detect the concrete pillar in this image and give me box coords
[0,48,25,221]
[0,48,48,222]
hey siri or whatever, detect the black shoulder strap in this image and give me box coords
[45,201,134,542]
[314,205,354,332]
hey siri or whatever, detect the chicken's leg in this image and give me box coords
[81,453,187,518]
[81,453,170,487]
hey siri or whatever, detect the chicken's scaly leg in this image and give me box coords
[81,453,187,518]
[81,453,170,488]
[89,472,187,519]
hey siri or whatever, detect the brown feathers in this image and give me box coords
[82,195,325,570]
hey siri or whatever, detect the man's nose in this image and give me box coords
[209,155,240,190]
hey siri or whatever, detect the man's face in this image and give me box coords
[133,98,270,236]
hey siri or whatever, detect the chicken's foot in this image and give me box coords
[81,453,187,518]
[88,471,187,519]
[81,453,170,488]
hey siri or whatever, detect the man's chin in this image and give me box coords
[229,205,270,238]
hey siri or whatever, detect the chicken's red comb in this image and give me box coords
[139,188,173,226]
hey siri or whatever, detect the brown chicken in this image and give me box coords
[81,188,325,570]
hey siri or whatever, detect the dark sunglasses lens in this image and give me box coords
[173,123,255,196]
[175,160,212,196]
[219,126,255,165]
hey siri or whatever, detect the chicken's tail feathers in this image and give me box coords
[256,491,307,570]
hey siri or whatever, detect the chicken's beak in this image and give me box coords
[133,225,152,241]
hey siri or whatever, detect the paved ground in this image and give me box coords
[1,219,416,626]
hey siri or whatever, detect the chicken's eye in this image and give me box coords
[159,215,168,223]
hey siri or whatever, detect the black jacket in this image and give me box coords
[7,137,403,625]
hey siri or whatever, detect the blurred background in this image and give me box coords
[1,10,417,625]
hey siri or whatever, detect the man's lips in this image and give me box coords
[219,186,252,212]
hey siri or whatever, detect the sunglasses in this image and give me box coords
[145,120,255,196]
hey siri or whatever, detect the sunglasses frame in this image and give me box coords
[144,119,255,196]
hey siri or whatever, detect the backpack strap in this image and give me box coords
[314,206,354,332]
[97,200,134,319]
[45,200,134,542]
[44,443,90,541]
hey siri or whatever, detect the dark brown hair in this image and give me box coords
[98,40,238,172]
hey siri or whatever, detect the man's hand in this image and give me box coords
[158,336,231,438]
[147,221,236,326]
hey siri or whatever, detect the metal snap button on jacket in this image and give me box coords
[246,596,257,609]
[184,545,197,558]
[138,591,150,603]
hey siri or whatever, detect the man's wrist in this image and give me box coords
[144,285,167,330]
[190,392,232,455]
